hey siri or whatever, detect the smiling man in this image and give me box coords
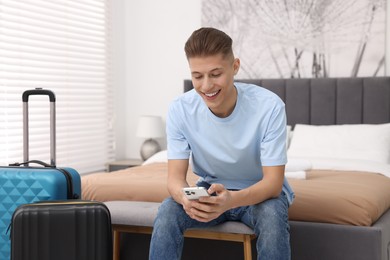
[149,27,294,260]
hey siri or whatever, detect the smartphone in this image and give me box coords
[182,187,210,200]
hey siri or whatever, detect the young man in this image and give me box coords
[149,27,294,260]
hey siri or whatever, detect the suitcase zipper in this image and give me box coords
[56,168,79,199]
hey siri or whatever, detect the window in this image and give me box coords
[0,0,115,174]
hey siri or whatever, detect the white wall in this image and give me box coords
[113,0,201,159]
[387,0,390,75]
[113,0,390,160]
[111,0,127,159]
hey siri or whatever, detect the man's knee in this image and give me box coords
[155,198,182,226]
[251,194,289,231]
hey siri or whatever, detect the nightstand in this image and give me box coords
[106,159,143,172]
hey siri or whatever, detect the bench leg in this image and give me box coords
[243,235,252,260]
[113,229,120,260]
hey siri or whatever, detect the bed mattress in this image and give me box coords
[81,163,390,226]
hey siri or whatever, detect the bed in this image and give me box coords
[82,77,390,260]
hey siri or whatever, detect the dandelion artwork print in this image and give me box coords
[202,0,386,78]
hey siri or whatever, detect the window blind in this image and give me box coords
[0,0,115,174]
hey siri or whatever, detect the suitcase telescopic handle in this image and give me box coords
[22,88,56,166]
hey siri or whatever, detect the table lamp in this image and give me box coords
[136,115,165,161]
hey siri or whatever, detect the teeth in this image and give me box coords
[205,91,218,97]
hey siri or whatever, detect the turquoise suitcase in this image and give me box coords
[0,89,81,260]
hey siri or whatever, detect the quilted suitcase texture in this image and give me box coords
[0,89,81,260]
[10,200,112,260]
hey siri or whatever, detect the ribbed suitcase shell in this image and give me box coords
[0,167,81,259]
[10,200,112,260]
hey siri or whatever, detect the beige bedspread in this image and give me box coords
[81,163,390,226]
[82,163,198,203]
[288,170,390,226]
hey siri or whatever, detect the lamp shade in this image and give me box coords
[136,115,165,139]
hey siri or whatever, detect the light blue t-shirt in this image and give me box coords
[166,82,294,204]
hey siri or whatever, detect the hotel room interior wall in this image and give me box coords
[114,0,390,160]
[121,0,201,159]
[111,0,127,160]
[387,0,390,75]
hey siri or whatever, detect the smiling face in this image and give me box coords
[189,54,240,118]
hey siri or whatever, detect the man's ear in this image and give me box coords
[233,58,240,75]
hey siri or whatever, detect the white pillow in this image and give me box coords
[142,150,168,165]
[288,123,390,164]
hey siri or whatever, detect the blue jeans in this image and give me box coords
[149,191,291,260]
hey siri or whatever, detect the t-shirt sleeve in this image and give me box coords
[260,101,288,166]
[166,102,191,160]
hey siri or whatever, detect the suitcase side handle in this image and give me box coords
[22,88,56,166]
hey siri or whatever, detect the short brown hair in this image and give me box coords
[184,27,233,59]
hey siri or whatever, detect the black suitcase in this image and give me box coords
[0,89,81,260]
[10,200,112,260]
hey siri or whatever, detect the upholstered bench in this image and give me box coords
[104,201,256,260]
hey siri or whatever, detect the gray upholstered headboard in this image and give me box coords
[184,77,390,127]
